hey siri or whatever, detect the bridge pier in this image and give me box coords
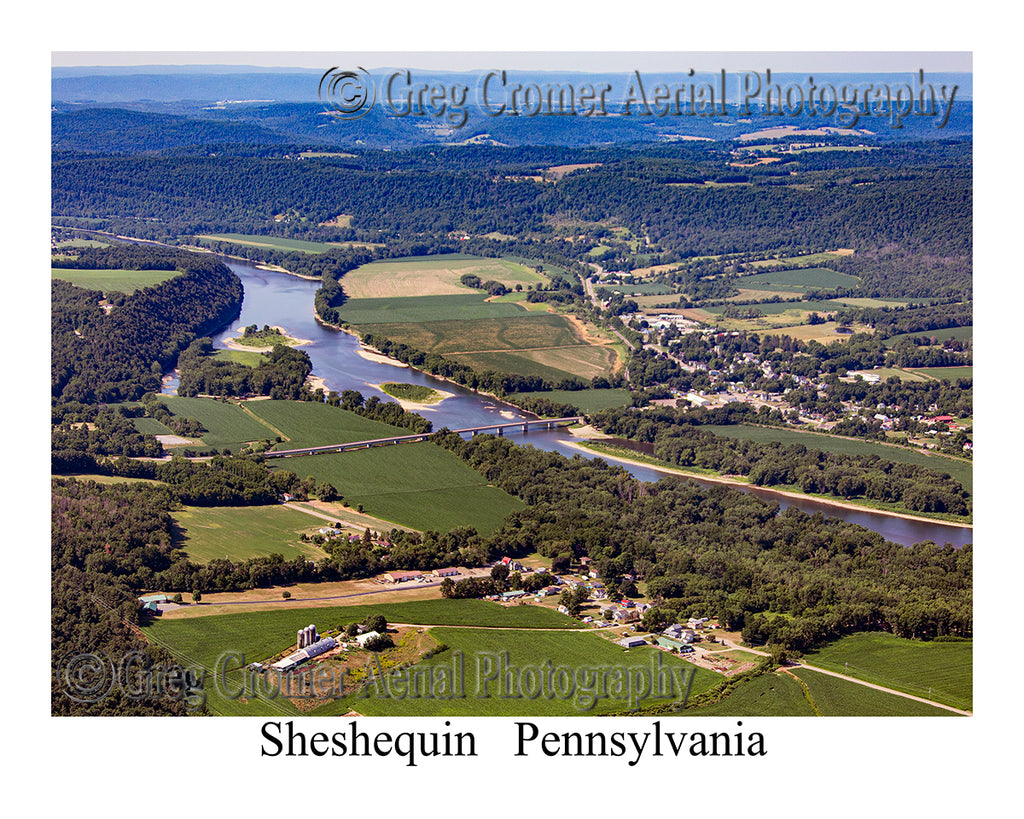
[496,427,503,436]
[522,423,528,434]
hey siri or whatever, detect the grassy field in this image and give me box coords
[242,400,406,450]
[359,314,584,354]
[706,423,972,492]
[270,443,525,534]
[171,505,326,563]
[196,233,341,254]
[144,599,579,716]
[907,366,974,381]
[703,299,845,316]
[158,396,276,451]
[517,388,632,411]
[599,282,674,296]
[51,267,180,294]
[338,294,526,324]
[884,326,973,347]
[682,667,958,716]
[133,417,174,435]
[734,268,860,292]
[340,255,547,299]
[799,632,972,710]
[213,349,264,367]
[313,627,722,717]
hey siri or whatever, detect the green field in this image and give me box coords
[145,600,576,716]
[196,233,341,254]
[908,366,974,381]
[313,627,722,717]
[213,349,265,367]
[703,299,845,316]
[518,388,633,411]
[682,667,958,716]
[600,282,674,296]
[800,632,972,710]
[132,417,174,435]
[338,294,526,324]
[359,314,583,354]
[243,400,406,450]
[706,424,972,492]
[734,268,861,292]
[158,396,276,451]
[171,505,326,563]
[271,443,525,534]
[341,255,547,299]
[51,267,181,294]
[884,326,973,347]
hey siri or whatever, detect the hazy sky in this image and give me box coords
[51,51,972,73]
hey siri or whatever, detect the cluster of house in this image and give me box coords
[617,617,712,651]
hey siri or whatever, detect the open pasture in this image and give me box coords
[359,314,588,355]
[313,627,721,717]
[196,233,340,254]
[908,366,973,381]
[800,632,972,710]
[340,254,546,299]
[734,268,860,291]
[51,267,180,294]
[884,325,972,348]
[337,294,525,324]
[269,443,524,534]
[171,505,326,563]
[242,400,407,450]
[158,396,275,450]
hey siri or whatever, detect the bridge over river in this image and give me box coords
[262,417,584,459]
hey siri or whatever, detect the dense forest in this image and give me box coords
[52,249,242,403]
[52,139,971,301]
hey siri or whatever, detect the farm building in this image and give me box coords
[383,570,423,584]
[271,635,338,672]
[500,589,527,600]
[355,630,381,647]
[618,636,647,648]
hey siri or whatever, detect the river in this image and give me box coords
[180,259,972,548]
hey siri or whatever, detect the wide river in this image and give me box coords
[182,259,972,548]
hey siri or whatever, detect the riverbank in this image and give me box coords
[566,438,973,530]
[370,381,455,411]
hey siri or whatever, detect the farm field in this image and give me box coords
[195,233,341,254]
[338,294,526,324]
[146,602,585,716]
[734,268,860,291]
[213,349,264,367]
[799,632,972,710]
[792,669,960,715]
[884,325,973,347]
[312,627,722,717]
[359,313,621,381]
[598,282,674,296]
[133,416,174,435]
[340,254,547,299]
[362,315,584,355]
[702,299,846,316]
[171,505,326,563]
[517,388,632,411]
[270,443,525,534]
[51,267,180,294]
[747,251,853,268]
[706,424,972,491]
[907,366,973,381]
[864,367,932,383]
[242,400,407,450]
[157,396,276,450]
[681,670,813,716]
